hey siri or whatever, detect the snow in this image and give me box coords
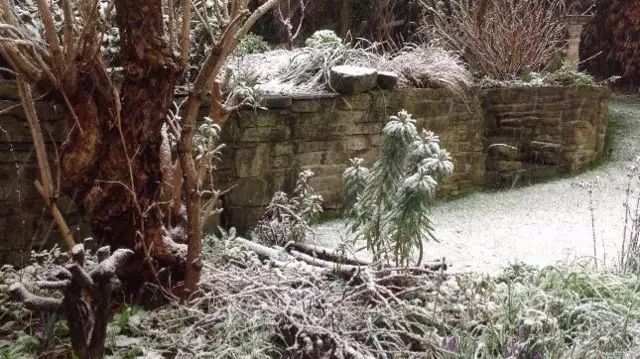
[310,95,640,275]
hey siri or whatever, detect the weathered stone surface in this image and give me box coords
[487,143,519,161]
[484,86,608,185]
[328,66,378,95]
[234,143,271,178]
[0,83,610,263]
[376,71,399,90]
[261,95,293,109]
[292,99,323,113]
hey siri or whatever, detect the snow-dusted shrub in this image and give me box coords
[304,29,342,48]
[420,0,567,80]
[342,110,453,267]
[255,170,323,246]
[235,33,271,55]
[277,30,378,90]
[13,0,120,64]
[377,44,472,91]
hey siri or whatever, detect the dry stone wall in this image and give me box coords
[0,83,610,264]
[0,82,88,265]
[214,89,486,232]
[482,86,609,188]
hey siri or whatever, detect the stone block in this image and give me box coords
[296,140,346,154]
[487,143,519,161]
[369,134,382,147]
[236,113,278,128]
[346,136,369,151]
[224,205,265,235]
[304,164,346,177]
[329,66,378,95]
[529,141,563,165]
[295,152,327,166]
[336,94,372,111]
[227,178,273,207]
[240,126,291,142]
[488,160,523,172]
[376,71,399,90]
[273,143,295,156]
[370,90,406,109]
[234,143,271,178]
[347,122,383,135]
[308,175,343,192]
[261,95,293,109]
[292,99,323,113]
[272,155,294,169]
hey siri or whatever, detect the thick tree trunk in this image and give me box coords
[58,0,186,284]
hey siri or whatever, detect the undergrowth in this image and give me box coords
[2,246,640,358]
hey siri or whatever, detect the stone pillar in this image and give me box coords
[562,15,594,70]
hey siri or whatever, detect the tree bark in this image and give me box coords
[58,0,186,284]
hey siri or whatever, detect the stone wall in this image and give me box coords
[0,82,88,265]
[482,86,609,188]
[214,89,486,232]
[0,83,610,264]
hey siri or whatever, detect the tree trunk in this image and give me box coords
[58,0,186,284]
[340,0,352,38]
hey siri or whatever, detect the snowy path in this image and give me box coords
[310,95,640,274]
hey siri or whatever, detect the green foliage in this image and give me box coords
[0,331,38,359]
[304,29,343,49]
[236,33,271,55]
[546,61,597,86]
[520,69,535,83]
[256,170,323,246]
[341,158,370,215]
[342,110,453,266]
[121,345,144,359]
[194,117,223,155]
[111,305,145,336]
[450,263,640,358]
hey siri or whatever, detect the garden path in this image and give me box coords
[311,95,640,274]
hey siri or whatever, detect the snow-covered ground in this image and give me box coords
[310,95,640,275]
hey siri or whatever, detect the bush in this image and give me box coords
[377,44,472,91]
[277,30,378,90]
[236,33,271,55]
[421,0,568,80]
[450,263,640,358]
[342,110,453,266]
[255,170,323,246]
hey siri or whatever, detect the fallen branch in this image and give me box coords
[290,242,372,266]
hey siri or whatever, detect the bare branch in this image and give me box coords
[10,283,62,312]
[36,280,72,290]
[61,0,78,91]
[67,263,96,291]
[34,180,76,250]
[236,0,283,42]
[35,0,66,75]
[180,0,191,70]
[71,243,86,266]
[168,0,176,50]
[96,246,111,263]
[92,249,134,281]
[16,78,54,194]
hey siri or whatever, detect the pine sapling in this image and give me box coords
[342,110,453,266]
